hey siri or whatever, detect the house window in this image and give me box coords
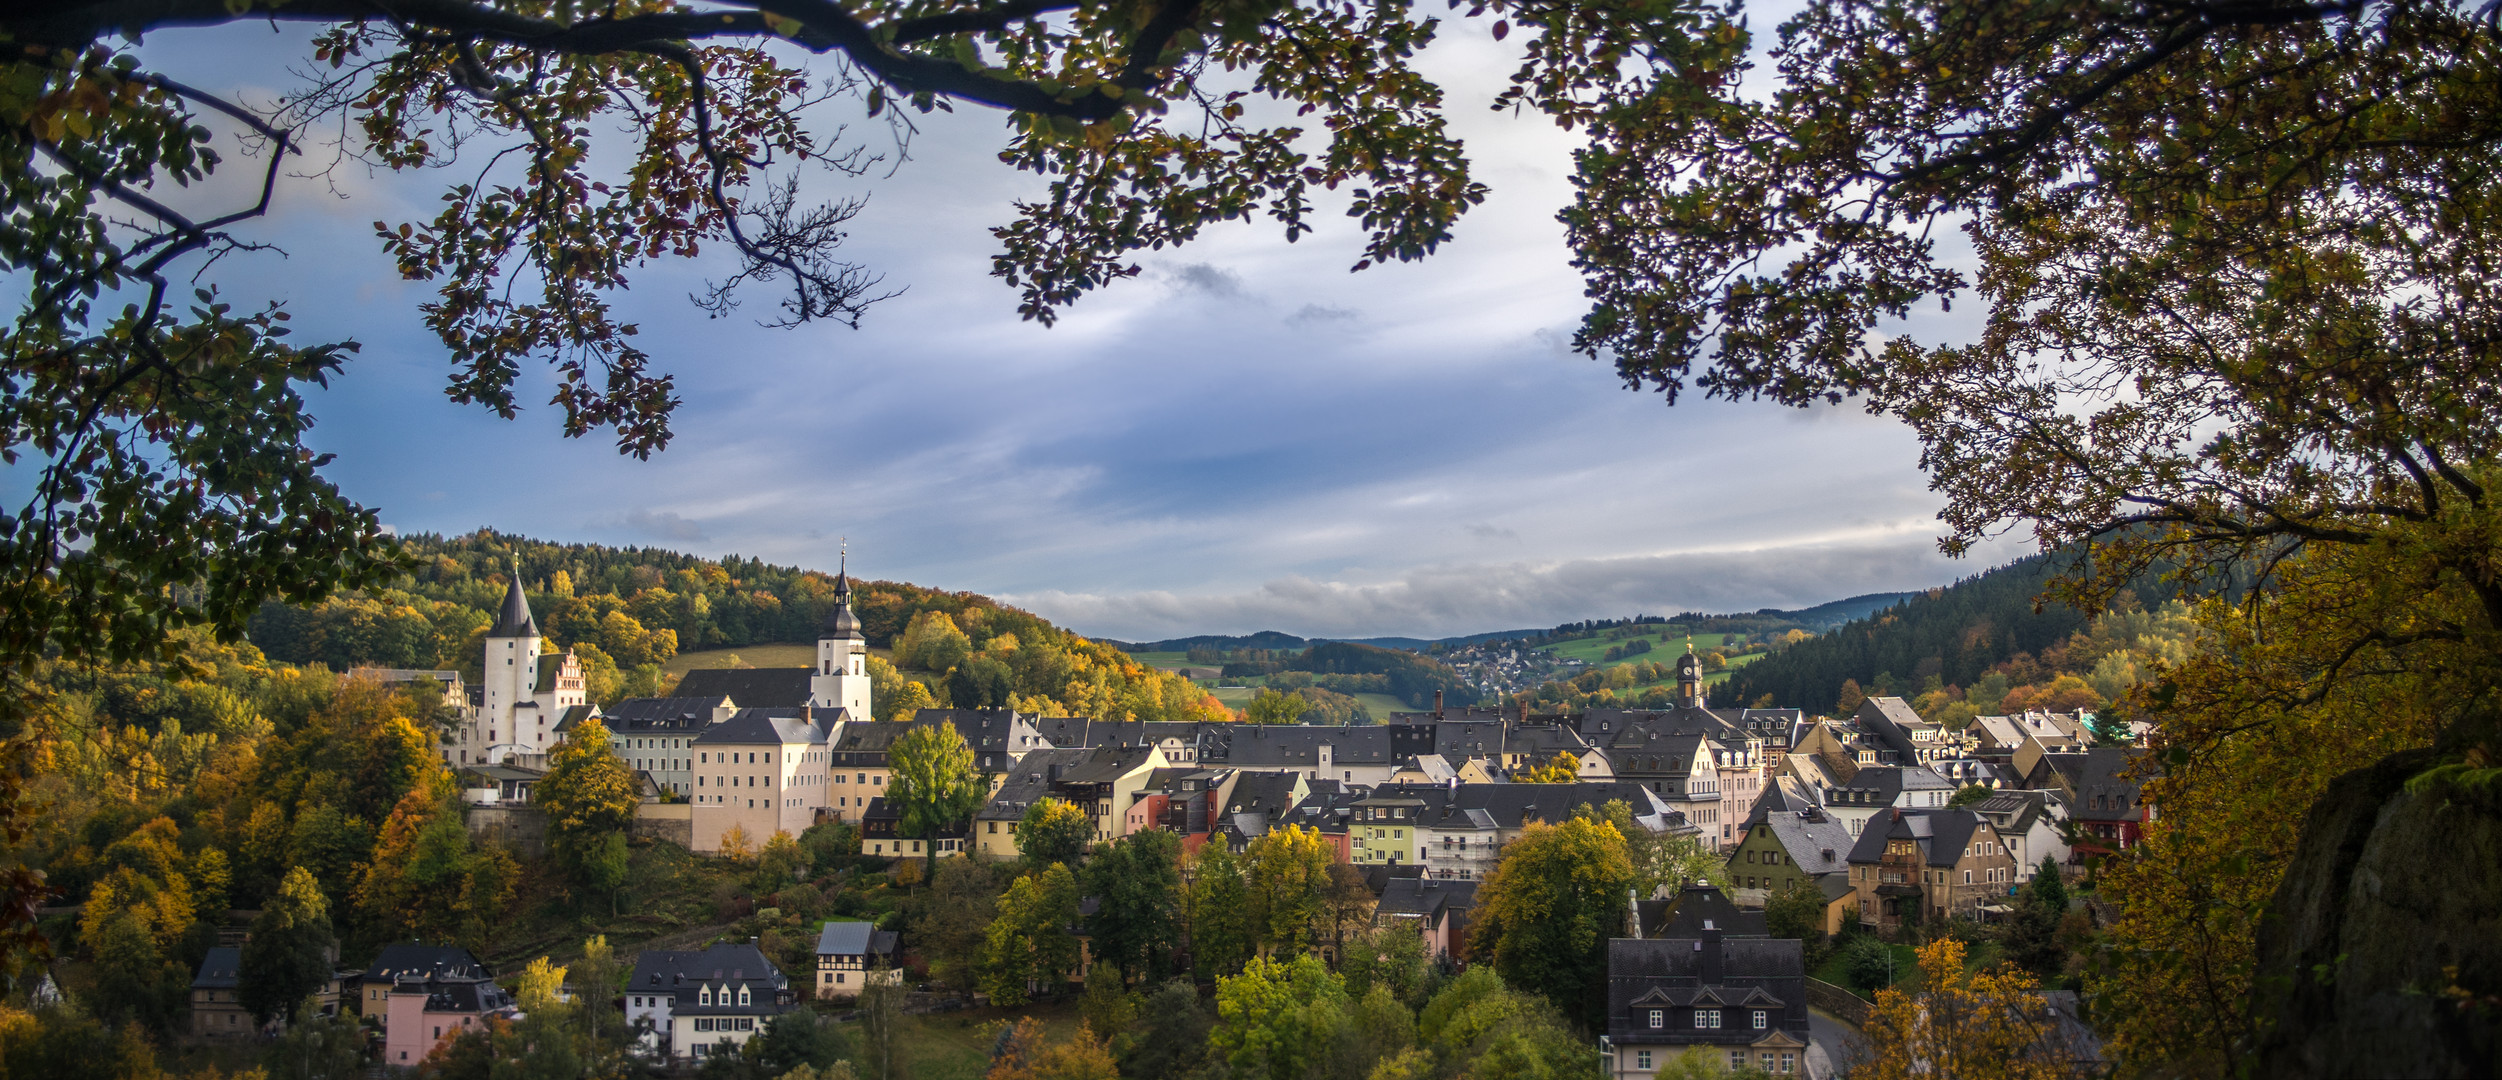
[701,987,713,1006]
[1695,1009,1721,1029]
[1753,1010,1767,1030]
[1729,1051,1745,1070]
[1636,1051,1653,1070]
[1647,1009,1664,1029]
[738,986,752,1006]
[1782,1053,1795,1073]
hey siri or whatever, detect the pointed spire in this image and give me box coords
[492,564,538,638]
[821,544,862,639]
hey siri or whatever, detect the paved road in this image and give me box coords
[1809,1008,1869,1078]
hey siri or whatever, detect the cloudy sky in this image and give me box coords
[126,17,2022,642]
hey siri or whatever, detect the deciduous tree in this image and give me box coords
[1466,816,1633,1027]
[888,722,985,877]
[1017,798,1094,868]
[534,718,641,910]
[982,862,1082,1006]
[239,866,335,1025]
[1186,844,1253,982]
[1082,828,1182,982]
[1859,939,2081,1080]
[1242,825,1332,958]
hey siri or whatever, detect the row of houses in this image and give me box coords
[188,925,902,1064]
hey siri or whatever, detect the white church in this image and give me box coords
[441,563,879,853]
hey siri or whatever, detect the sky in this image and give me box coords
[118,16,2025,642]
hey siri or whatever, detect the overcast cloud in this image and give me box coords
[110,16,2016,643]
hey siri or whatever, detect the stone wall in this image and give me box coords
[465,804,548,857]
[633,802,694,848]
[1804,978,1871,1026]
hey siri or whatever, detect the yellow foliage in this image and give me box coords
[1858,939,2078,1080]
[517,955,569,1015]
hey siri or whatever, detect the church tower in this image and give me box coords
[1676,637,1705,709]
[481,568,543,761]
[811,556,872,720]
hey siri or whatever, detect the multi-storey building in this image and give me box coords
[1846,807,2022,933]
[626,943,794,1059]
[1605,930,1811,1078]
[690,709,834,852]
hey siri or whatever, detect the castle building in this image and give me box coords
[448,574,587,768]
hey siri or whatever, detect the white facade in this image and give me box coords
[449,575,586,767]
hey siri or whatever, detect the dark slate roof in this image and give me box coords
[814,921,897,958]
[979,748,1094,822]
[1378,878,1477,920]
[420,978,514,1015]
[193,946,241,989]
[820,569,862,638]
[1606,935,1808,1044]
[1846,808,1988,868]
[1973,789,2060,836]
[363,943,487,983]
[910,709,1027,754]
[1359,863,1425,895]
[1058,745,1158,785]
[1503,723,1595,760]
[1827,765,1954,806]
[1368,781,1678,832]
[2072,747,2157,822]
[1198,725,1396,767]
[491,575,537,638]
[1757,809,1855,877]
[549,703,601,734]
[1579,705,1747,741]
[603,696,732,731]
[628,943,791,1015]
[1640,884,1767,938]
[1221,771,1306,818]
[672,668,814,709]
[691,708,830,746]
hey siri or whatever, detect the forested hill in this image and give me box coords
[1714,555,2172,715]
[242,531,1221,722]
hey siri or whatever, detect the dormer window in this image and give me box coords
[700,986,714,1006]
[738,985,752,1006]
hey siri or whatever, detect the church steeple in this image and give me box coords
[491,567,538,638]
[813,546,871,719]
[820,548,862,640]
[1676,635,1704,709]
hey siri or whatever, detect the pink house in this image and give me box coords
[384,976,515,1067]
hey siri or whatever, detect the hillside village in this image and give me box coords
[293,568,2148,1078]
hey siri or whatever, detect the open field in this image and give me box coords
[665,642,819,676]
[1350,691,1412,718]
[1127,650,1192,668]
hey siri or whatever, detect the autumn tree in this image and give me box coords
[1210,955,1349,1080]
[1599,799,1722,897]
[1518,751,1581,784]
[1242,825,1333,958]
[986,1017,1119,1080]
[1017,798,1094,868]
[239,866,336,1025]
[534,718,641,910]
[1859,939,2083,1080]
[356,769,515,952]
[1467,816,1634,1026]
[1242,689,1310,726]
[890,721,986,878]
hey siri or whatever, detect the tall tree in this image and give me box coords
[534,718,640,909]
[1466,817,1634,1027]
[239,866,335,1025]
[982,863,1082,1006]
[1186,844,1254,982]
[1082,829,1183,983]
[1210,955,1350,1080]
[1242,825,1334,958]
[888,722,985,878]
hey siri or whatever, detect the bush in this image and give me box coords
[1845,936,1900,992]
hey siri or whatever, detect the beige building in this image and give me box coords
[691,709,835,853]
[811,921,901,1001]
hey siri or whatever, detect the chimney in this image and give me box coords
[1892,807,1903,822]
[1434,690,1445,720]
[1517,699,1529,725]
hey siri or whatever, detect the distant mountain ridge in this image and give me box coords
[1108,591,1920,654]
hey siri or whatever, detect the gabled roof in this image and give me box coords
[628,943,788,992]
[1756,809,1856,876]
[1640,884,1768,938]
[549,703,601,734]
[363,943,486,983]
[673,667,814,709]
[2071,747,2156,821]
[691,708,829,746]
[1378,877,1476,919]
[1845,808,1991,868]
[814,921,899,958]
[193,946,241,989]
[1199,725,1397,767]
[979,748,1094,821]
[605,695,733,728]
[910,709,1030,752]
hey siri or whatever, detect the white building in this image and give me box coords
[625,943,793,1059]
[449,574,587,768]
[808,562,872,720]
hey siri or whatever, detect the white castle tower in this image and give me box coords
[465,567,584,765]
[810,556,872,720]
